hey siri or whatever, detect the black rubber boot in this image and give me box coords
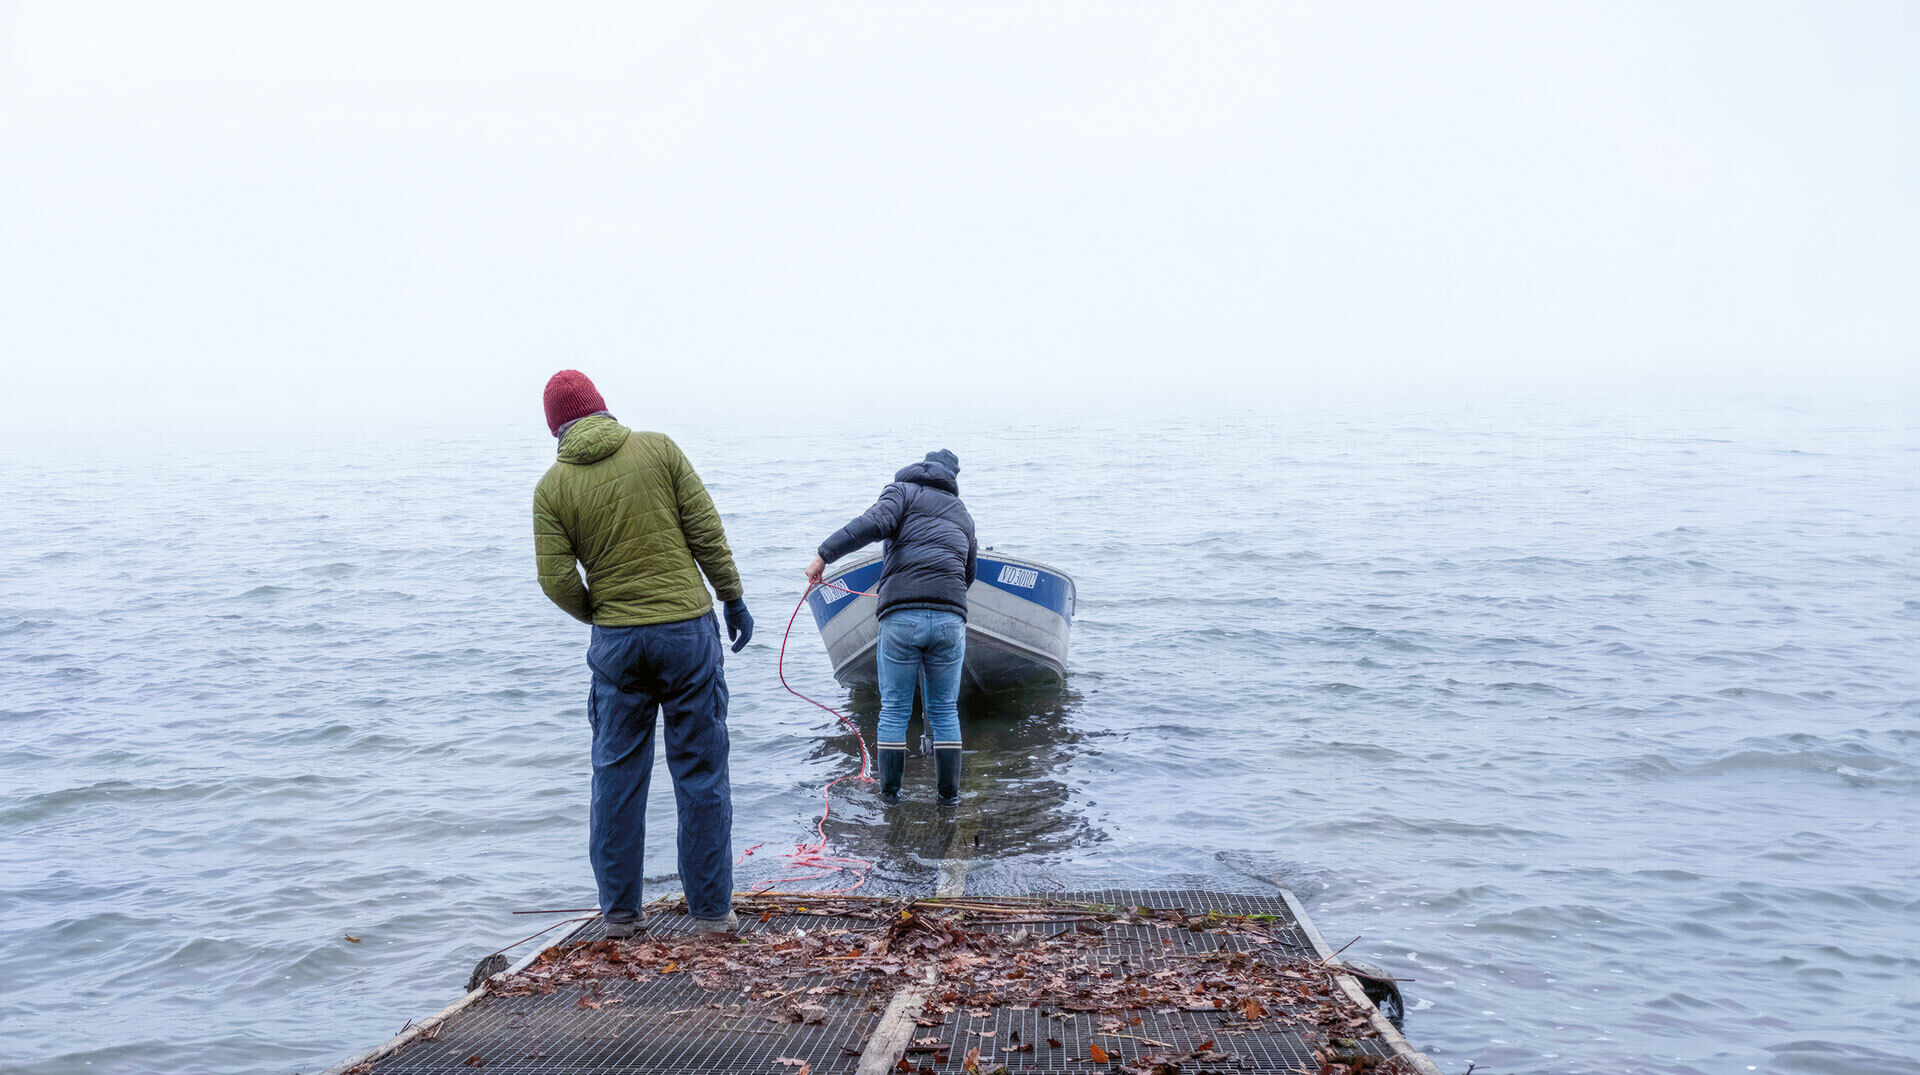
[935,747,962,807]
[877,747,906,804]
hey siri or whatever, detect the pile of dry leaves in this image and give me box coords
[488,895,1404,1075]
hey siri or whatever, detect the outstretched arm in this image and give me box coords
[818,484,907,565]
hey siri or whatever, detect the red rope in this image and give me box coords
[754,578,881,894]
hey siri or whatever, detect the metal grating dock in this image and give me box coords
[326,890,1439,1074]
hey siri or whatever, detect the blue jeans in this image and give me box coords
[876,608,965,749]
[585,613,732,922]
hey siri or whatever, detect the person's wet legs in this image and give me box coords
[921,611,967,805]
[875,611,921,800]
[920,611,965,745]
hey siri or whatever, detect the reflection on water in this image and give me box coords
[809,683,1101,894]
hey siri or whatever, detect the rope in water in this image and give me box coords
[748,577,883,894]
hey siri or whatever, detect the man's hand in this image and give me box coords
[723,597,753,652]
[804,555,826,586]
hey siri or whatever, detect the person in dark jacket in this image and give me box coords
[805,449,977,806]
[534,369,753,937]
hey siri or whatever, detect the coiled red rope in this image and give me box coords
[747,578,881,894]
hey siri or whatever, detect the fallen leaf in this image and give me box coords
[1048,1037,1063,1048]
[463,1057,486,1068]
[773,1060,811,1075]
[1090,1043,1110,1063]
[661,962,679,974]
[963,1046,981,1073]
[343,934,361,943]
[1239,997,1267,1020]
[576,997,601,1010]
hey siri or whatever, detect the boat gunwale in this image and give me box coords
[823,548,1079,617]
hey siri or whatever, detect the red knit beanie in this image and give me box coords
[543,370,608,436]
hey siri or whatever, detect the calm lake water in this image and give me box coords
[2,405,1916,1074]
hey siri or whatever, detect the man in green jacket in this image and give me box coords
[533,369,752,937]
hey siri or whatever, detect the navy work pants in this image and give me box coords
[585,612,732,922]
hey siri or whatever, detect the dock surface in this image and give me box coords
[325,889,1438,1074]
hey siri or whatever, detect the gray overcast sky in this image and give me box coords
[1,1,1914,433]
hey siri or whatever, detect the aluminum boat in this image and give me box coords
[807,550,1075,696]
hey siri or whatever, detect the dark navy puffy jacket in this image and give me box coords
[818,457,977,620]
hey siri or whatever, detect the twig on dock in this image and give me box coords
[1098,1032,1174,1047]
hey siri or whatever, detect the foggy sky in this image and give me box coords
[1,1,1914,433]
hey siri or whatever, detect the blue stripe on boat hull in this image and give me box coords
[975,558,1073,620]
[806,560,886,628]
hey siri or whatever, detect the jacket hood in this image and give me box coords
[894,459,958,494]
[557,413,630,465]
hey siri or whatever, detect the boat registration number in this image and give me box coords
[996,565,1039,588]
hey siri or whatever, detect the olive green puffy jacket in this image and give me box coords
[532,415,744,626]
